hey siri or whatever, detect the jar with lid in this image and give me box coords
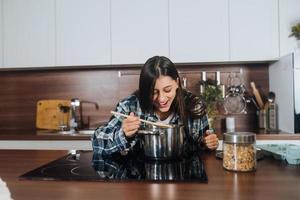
[223,132,256,172]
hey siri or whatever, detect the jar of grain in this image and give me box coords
[223,132,256,172]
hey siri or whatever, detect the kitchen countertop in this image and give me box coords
[0,150,299,200]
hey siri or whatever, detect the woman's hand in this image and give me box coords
[203,130,219,150]
[122,112,141,138]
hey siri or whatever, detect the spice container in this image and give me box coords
[257,109,267,129]
[223,132,256,172]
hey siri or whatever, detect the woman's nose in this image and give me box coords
[158,94,166,102]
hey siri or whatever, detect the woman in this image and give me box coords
[92,56,219,156]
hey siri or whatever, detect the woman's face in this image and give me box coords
[152,75,179,113]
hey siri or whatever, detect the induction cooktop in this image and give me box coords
[19,151,208,183]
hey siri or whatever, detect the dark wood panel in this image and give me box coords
[0,69,120,131]
[0,64,269,133]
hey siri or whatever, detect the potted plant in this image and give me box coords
[289,23,300,40]
[289,22,300,48]
[199,79,223,129]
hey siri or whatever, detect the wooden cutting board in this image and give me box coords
[36,100,71,130]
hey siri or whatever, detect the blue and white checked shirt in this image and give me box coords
[92,94,209,156]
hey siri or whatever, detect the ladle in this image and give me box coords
[110,111,173,128]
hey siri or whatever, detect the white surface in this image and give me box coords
[0,178,12,200]
[294,70,300,114]
[56,0,111,66]
[229,0,279,61]
[3,0,55,67]
[0,140,92,150]
[169,0,229,63]
[1,139,299,151]
[111,0,169,64]
[295,50,300,69]
[294,50,300,115]
[0,0,3,68]
[269,52,295,133]
[2,1,300,67]
[279,0,300,56]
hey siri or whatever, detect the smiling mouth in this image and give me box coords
[159,101,169,108]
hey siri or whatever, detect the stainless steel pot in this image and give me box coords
[138,124,185,160]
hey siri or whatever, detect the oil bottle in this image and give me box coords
[267,92,279,132]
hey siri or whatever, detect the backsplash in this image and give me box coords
[0,63,268,133]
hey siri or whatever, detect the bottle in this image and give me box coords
[225,116,235,132]
[182,76,187,89]
[58,105,70,131]
[216,71,225,98]
[200,71,206,94]
[267,92,278,132]
[258,109,267,130]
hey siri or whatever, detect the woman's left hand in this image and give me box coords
[203,130,219,150]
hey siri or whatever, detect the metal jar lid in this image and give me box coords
[223,132,256,144]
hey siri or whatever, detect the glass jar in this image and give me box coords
[223,132,256,172]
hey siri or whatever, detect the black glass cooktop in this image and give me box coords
[19,151,207,183]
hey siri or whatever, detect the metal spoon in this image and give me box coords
[267,91,276,103]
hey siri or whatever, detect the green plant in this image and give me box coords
[289,23,300,40]
[199,79,223,127]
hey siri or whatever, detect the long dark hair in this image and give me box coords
[136,56,186,123]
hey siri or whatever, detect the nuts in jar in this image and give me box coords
[223,132,256,172]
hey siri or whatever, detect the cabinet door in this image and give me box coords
[3,0,55,67]
[111,0,169,64]
[229,0,279,61]
[170,0,229,63]
[56,0,110,66]
[0,0,3,67]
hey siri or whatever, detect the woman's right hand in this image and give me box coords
[122,112,141,138]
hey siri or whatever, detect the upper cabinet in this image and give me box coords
[3,0,55,67]
[229,0,279,61]
[56,0,111,66]
[111,0,169,64]
[0,0,288,67]
[0,0,3,67]
[169,0,229,63]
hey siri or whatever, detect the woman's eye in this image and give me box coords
[164,88,172,93]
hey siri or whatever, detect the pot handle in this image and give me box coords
[138,130,161,135]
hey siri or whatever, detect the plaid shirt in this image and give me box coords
[92,94,209,156]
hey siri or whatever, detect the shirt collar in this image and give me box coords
[142,111,181,125]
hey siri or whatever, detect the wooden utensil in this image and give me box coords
[250,82,264,110]
[110,111,173,128]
